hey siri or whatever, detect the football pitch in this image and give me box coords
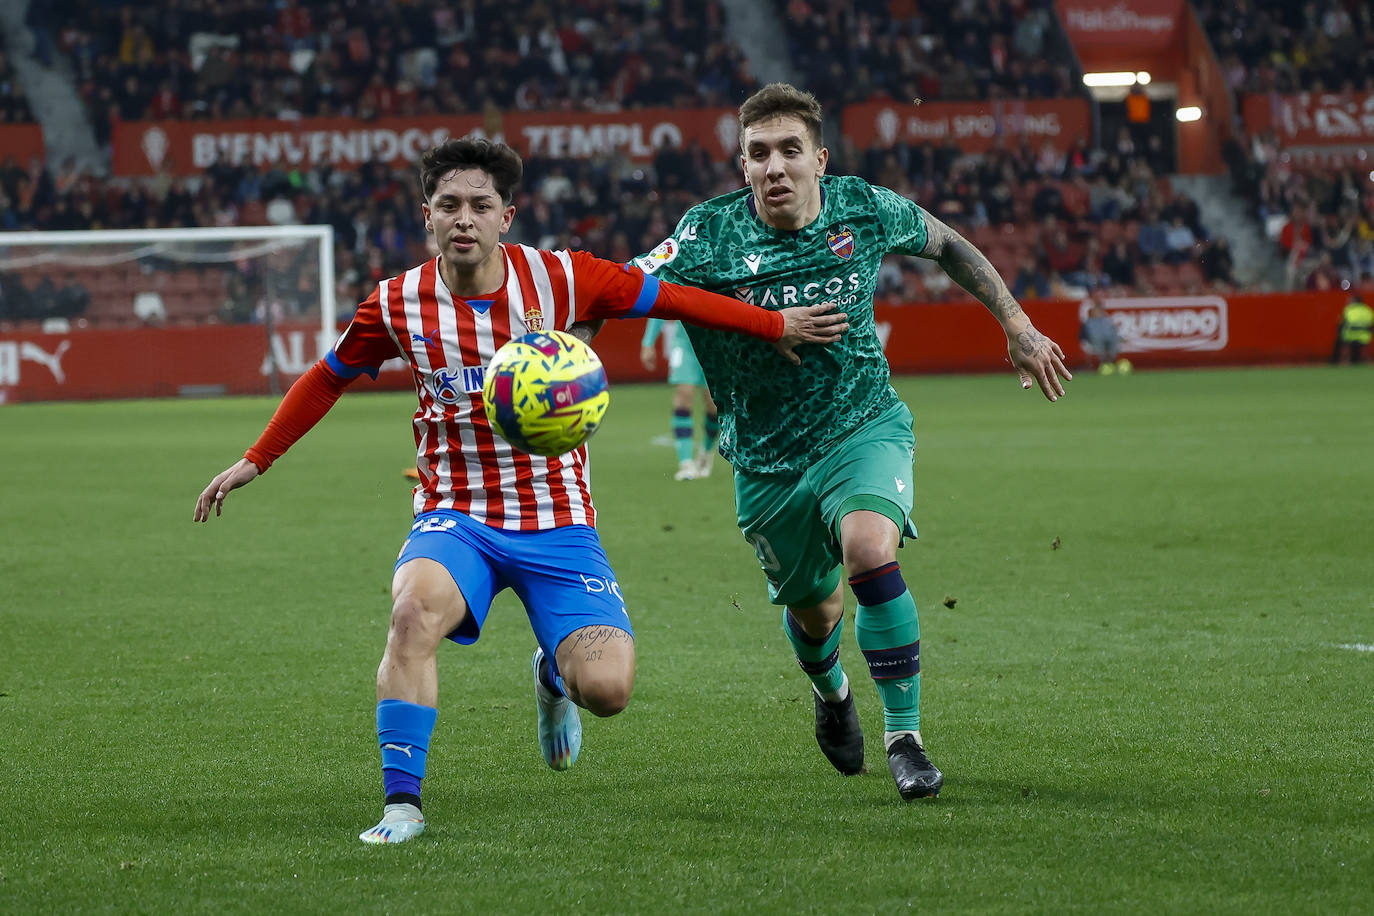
[2,366,1370,914]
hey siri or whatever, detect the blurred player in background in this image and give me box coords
[633,84,1071,800]
[640,318,720,479]
[193,137,848,845]
[1079,296,1131,374]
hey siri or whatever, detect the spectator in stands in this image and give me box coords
[1136,209,1170,264]
[1163,215,1197,264]
[1011,255,1052,300]
[1102,239,1138,290]
[1201,237,1237,288]
[1305,252,1342,291]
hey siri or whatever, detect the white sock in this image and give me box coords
[814,673,850,704]
[884,729,922,751]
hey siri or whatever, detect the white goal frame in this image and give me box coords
[0,224,337,339]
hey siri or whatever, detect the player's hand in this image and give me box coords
[775,303,850,365]
[639,344,657,371]
[194,457,260,522]
[1007,325,1073,402]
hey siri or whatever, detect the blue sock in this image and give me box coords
[377,699,437,807]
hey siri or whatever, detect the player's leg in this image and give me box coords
[671,383,698,479]
[696,386,720,477]
[506,524,636,769]
[817,403,941,799]
[362,512,498,844]
[735,469,861,774]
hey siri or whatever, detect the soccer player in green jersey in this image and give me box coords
[631,83,1072,800]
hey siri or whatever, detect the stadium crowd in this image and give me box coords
[1223,127,1374,290]
[779,0,1077,113]
[1198,0,1374,95]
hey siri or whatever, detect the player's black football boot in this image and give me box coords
[814,690,865,775]
[887,734,943,799]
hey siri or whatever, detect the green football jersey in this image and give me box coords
[634,174,929,475]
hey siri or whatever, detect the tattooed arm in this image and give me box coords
[917,211,1072,401]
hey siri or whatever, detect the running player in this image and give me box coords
[193,137,849,844]
[632,84,1071,800]
[639,318,720,480]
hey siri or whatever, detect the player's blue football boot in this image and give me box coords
[532,647,582,770]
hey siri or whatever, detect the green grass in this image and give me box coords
[1,366,1371,914]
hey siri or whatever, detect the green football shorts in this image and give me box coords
[667,331,708,387]
[733,400,918,608]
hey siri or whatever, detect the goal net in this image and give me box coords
[0,225,335,400]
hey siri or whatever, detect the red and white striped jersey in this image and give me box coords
[329,244,657,530]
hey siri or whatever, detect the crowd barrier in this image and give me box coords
[0,291,1353,404]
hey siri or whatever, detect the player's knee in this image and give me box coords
[387,591,447,653]
[843,542,896,578]
[571,671,633,718]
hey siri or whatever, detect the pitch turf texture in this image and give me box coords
[2,366,1370,914]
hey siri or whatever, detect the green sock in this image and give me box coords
[782,609,848,700]
[853,568,920,733]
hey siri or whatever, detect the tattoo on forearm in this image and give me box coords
[938,236,1025,325]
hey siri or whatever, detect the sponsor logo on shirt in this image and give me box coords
[826,224,856,260]
[634,237,679,274]
[430,366,485,403]
[733,273,865,308]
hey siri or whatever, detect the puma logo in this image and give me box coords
[20,340,71,383]
[383,743,414,758]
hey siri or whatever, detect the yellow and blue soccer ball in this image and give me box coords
[482,330,610,457]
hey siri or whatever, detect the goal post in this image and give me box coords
[0,225,337,401]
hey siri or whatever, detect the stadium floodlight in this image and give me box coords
[1082,72,1141,87]
[1176,106,1203,122]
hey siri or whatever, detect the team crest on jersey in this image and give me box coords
[524,307,544,331]
[826,224,856,261]
[633,237,678,274]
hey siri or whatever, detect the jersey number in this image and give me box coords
[745,532,782,574]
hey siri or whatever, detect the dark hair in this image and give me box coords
[419,137,523,205]
[738,83,824,150]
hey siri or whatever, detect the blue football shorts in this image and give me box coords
[395,510,633,659]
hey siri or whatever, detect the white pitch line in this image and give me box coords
[1337,644,1374,653]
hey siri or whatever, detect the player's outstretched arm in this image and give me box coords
[774,304,850,365]
[917,212,1072,401]
[194,458,260,522]
[192,360,352,522]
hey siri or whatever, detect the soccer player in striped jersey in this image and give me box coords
[631,84,1072,800]
[192,137,849,845]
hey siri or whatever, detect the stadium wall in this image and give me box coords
[0,292,1350,403]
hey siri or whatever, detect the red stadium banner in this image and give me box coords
[0,292,1351,404]
[842,100,1092,154]
[1241,92,1374,147]
[0,124,46,165]
[1055,0,1185,53]
[109,108,738,177]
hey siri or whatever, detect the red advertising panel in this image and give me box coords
[842,100,1092,153]
[1241,92,1374,147]
[0,124,46,165]
[1055,0,1184,52]
[110,108,738,177]
[0,292,1350,404]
